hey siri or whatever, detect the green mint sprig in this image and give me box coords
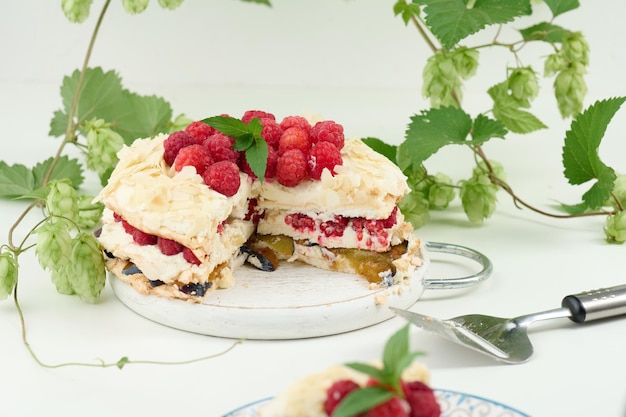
[201,116,269,182]
[331,324,424,417]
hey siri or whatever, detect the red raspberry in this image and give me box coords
[157,237,184,256]
[174,144,213,176]
[369,397,410,417]
[280,115,311,133]
[182,247,201,265]
[163,131,197,166]
[278,127,311,156]
[320,216,349,238]
[381,206,399,228]
[121,219,136,235]
[284,213,316,233]
[402,381,441,417]
[240,145,278,180]
[184,121,215,143]
[203,133,239,163]
[276,149,308,187]
[308,141,343,180]
[203,160,241,197]
[242,110,275,124]
[310,120,345,149]
[113,212,123,222]
[324,379,360,416]
[131,228,158,246]
[259,118,284,149]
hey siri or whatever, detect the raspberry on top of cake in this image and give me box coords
[94,110,425,302]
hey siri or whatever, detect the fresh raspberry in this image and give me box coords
[310,120,345,149]
[308,141,343,180]
[157,237,184,256]
[381,206,398,228]
[280,115,311,133]
[240,145,278,180]
[174,144,213,175]
[323,379,360,416]
[113,212,123,222]
[259,118,284,149]
[369,397,410,417]
[203,160,241,197]
[163,131,197,166]
[184,121,215,143]
[203,133,239,163]
[182,247,201,265]
[284,213,316,233]
[402,381,441,417]
[320,216,349,238]
[242,109,275,124]
[121,219,136,235]
[278,127,311,156]
[276,149,308,187]
[131,228,158,246]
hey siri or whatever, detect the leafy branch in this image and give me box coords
[375,0,626,243]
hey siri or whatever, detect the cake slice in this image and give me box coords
[95,111,425,302]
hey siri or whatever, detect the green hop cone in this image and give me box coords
[451,47,479,80]
[473,160,506,184]
[459,176,498,224]
[508,67,539,102]
[0,252,18,301]
[76,196,104,230]
[605,174,626,209]
[604,211,626,244]
[84,119,124,181]
[422,51,462,108]
[427,172,455,210]
[398,190,431,229]
[66,232,106,303]
[46,179,80,224]
[157,0,184,10]
[562,31,590,66]
[122,0,149,14]
[544,53,566,77]
[34,220,72,271]
[51,265,74,295]
[554,67,587,118]
[61,0,93,23]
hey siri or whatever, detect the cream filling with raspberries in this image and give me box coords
[259,362,431,417]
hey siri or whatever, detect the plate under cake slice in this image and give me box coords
[94,110,425,302]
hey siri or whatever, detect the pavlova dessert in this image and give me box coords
[258,325,441,417]
[94,110,425,302]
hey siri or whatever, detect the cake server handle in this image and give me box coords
[422,241,493,290]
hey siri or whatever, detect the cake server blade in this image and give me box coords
[391,284,626,364]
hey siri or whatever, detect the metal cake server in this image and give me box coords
[390,284,626,364]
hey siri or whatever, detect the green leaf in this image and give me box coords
[344,362,388,383]
[422,0,532,49]
[471,114,508,144]
[489,82,547,133]
[518,22,568,43]
[32,156,84,189]
[245,139,268,182]
[202,116,251,139]
[330,386,394,417]
[562,97,626,208]
[543,0,579,18]
[382,324,410,377]
[51,67,173,144]
[399,106,472,171]
[0,162,35,199]
[361,137,398,164]
[394,0,421,25]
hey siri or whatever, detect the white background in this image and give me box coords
[1,1,626,417]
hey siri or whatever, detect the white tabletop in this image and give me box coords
[2,1,626,416]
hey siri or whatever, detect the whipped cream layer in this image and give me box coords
[258,139,409,219]
[98,209,254,285]
[94,134,259,259]
[259,362,430,417]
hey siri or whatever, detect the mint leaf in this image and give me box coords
[519,22,568,43]
[562,97,626,208]
[331,386,393,417]
[32,156,84,190]
[398,106,472,171]
[245,139,268,180]
[361,137,398,164]
[344,362,388,383]
[0,162,35,199]
[382,324,410,377]
[422,0,531,49]
[543,0,579,18]
[202,116,251,139]
[51,67,173,144]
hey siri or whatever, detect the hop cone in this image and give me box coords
[34,220,72,271]
[66,232,106,303]
[605,175,626,210]
[158,0,184,10]
[61,0,93,23]
[76,195,105,230]
[0,252,18,301]
[85,119,124,178]
[46,179,79,224]
[427,173,455,210]
[398,190,431,229]
[459,175,498,224]
[122,0,149,14]
[605,212,626,244]
[507,66,539,102]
